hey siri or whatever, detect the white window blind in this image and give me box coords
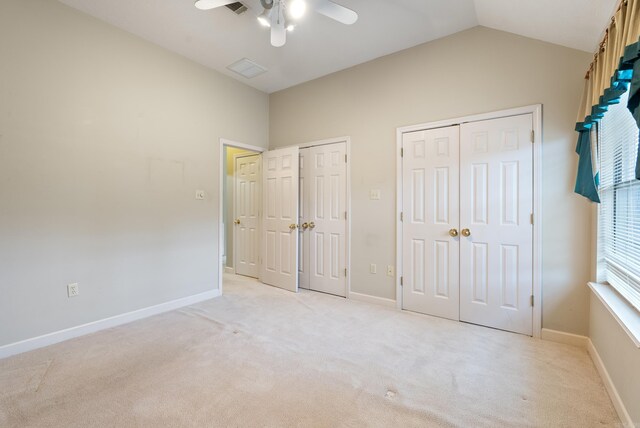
[598,90,640,312]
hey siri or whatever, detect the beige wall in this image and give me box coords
[0,0,268,346]
[590,295,640,424]
[270,26,593,335]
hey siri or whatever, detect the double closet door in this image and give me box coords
[402,114,534,335]
[298,142,348,297]
[258,142,348,297]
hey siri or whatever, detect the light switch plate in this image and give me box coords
[195,190,205,200]
[387,265,394,276]
[370,189,381,200]
[370,264,377,274]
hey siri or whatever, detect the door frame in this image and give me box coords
[281,136,352,298]
[395,105,543,338]
[218,138,265,295]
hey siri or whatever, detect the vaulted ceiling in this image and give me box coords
[57,0,617,93]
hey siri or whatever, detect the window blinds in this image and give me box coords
[598,91,640,312]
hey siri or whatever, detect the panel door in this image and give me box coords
[298,148,311,290]
[307,143,347,297]
[402,126,460,320]
[459,114,533,335]
[260,147,300,292]
[234,154,261,278]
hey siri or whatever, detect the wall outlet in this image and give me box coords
[369,189,381,200]
[370,264,377,274]
[387,265,394,276]
[67,283,79,297]
[195,190,205,200]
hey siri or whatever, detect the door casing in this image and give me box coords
[395,105,543,338]
[218,139,265,296]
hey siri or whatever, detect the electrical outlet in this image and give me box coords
[67,283,79,297]
[387,265,394,276]
[370,264,377,274]
[370,189,381,200]
[195,190,205,200]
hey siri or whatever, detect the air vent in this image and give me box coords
[227,58,267,79]
[225,2,247,14]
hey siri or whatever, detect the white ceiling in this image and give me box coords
[57,0,617,93]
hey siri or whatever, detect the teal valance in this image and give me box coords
[574,0,640,202]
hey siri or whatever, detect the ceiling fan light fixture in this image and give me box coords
[286,24,295,32]
[288,0,306,20]
[257,11,271,27]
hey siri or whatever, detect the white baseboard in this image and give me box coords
[587,339,634,427]
[0,288,221,360]
[348,291,396,308]
[541,328,589,348]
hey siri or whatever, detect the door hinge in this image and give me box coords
[530,295,534,306]
[531,130,535,143]
[345,154,347,163]
[530,213,534,225]
[400,276,403,286]
[400,212,403,221]
[344,268,347,276]
[345,211,347,220]
[400,148,404,157]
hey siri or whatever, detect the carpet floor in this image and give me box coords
[0,274,620,427]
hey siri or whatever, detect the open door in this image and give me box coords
[260,146,300,292]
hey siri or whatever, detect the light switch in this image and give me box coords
[370,264,377,274]
[370,189,381,200]
[195,190,205,200]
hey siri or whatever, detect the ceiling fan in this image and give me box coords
[194,0,358,47]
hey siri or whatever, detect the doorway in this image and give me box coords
[396,106,542,337]
[219,137,351,299]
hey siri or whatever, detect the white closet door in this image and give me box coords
[261,147,299,292]
[298,148,311,290]
[459,114,533,335]
[234,154,261,278]
[308,143,347,297]
[402,126,460,320]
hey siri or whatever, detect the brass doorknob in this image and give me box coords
[234,219,240,225]
[448,228,458,237]
[301,222,309,230]
[461,228,471,237]
[308,222,315,229]
[289,223,298,230]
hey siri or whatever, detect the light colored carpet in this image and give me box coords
[0,274,620,427]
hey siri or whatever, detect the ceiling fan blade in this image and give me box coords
[271,21,286,47]
[313,0,358,25]
[194,0,236,10]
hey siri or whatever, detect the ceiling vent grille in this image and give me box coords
[225,2,248,14]
[227,58,268,79]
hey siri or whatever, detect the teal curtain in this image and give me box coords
[575,37,640,201]
[574,129,600,202]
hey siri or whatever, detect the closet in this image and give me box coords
[401,114,534,335]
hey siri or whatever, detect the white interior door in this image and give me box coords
[234,154,261,278]
[459,114,533,335]
[306,143,347,297]
[298,148,311,290]
[402,126,460,320]
[261,147,300,292]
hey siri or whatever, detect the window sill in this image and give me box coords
[588,282,640,348]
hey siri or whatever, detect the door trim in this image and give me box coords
[218,138,265,296]
[395,105,543,338]
[279,136,352,299]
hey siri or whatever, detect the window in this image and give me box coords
[598,90,640,312]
